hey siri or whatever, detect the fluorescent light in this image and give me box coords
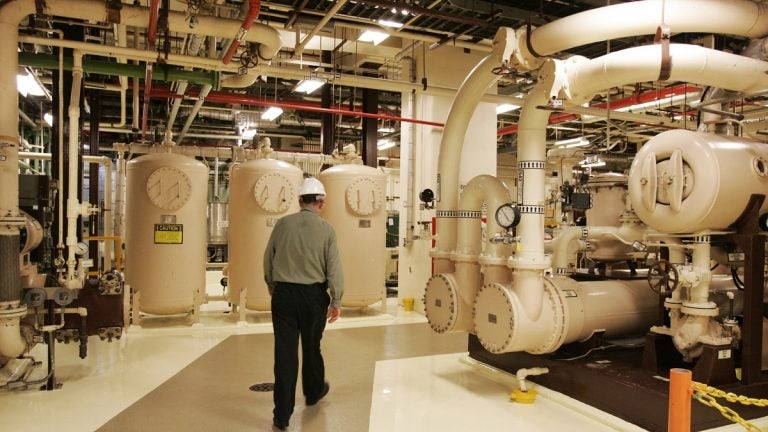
[241,128,257,139]
[17,71,46,97]
[378,126,395,133]
[378,19,403,28]
[496,103,520,114]
[377,139,396,150]
[555,137,590,148]
[261,106,283,121]
[359,30,389,45]
[294,79,325,94]
[44,113,53,126]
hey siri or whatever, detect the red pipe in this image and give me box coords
[151,88,445,127]
[222,0,261,65]
[141,0,161,140]
[497,84,701,136]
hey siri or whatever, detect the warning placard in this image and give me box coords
[154,224,183,244]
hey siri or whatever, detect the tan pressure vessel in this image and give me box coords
[319,164,387,307]
[585,173,634,261]
[227,158,303,310]
[125,153,208,315]
[629,130,768,233]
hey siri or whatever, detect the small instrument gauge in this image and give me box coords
[75,241,89,256]
[495,203,520,229]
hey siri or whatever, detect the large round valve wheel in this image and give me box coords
[647,259,679,294]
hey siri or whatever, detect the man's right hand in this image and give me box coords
[327,306,340,323]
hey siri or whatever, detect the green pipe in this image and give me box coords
[19,52,218,87]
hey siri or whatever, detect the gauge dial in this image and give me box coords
[495,203,520,229]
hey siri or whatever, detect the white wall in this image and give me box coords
[396,44,498,312]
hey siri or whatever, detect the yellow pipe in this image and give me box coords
[83,235,123,272]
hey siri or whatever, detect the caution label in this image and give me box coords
[154,224,183,244]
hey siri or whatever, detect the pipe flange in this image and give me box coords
[424,273,458,334]
[477,255,507,267]
[451,252,479,263]
[508,254,551,270]
[0,304,28,320]
[664,298,683,309]
[681,302,719,317]
[473,283,514,354]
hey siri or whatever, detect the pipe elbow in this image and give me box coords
[0,318,26,359]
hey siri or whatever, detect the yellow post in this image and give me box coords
[668,368,692,432]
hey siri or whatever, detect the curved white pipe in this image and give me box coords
[434,27,516,274]
[0,314,25,358]
[450,175,513,331]
[517,0,768,69]
[63,51,85,287]
[563,44,768,104]
[550,226,585,275]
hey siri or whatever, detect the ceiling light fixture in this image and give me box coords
[44,112,53,127]
[358,30,390,45]
[496,103,521,114]
[17,70,47,97]
[261,106,283,121]
[294,79,325,94]
[378,19,403,28]
[555,137,590,148]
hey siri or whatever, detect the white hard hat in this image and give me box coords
[299,177,326,197]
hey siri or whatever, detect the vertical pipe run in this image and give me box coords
[668,368,692,432]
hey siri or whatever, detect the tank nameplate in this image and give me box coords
[254,172,294,213]
[346,177,384,216]
[359,219,371,228]
[154,223,184,244]
[146,166,192,211]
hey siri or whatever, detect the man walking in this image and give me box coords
[263,177,344,431]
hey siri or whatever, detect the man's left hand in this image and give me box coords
[327,306,340,323]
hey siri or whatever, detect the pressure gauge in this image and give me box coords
[75,241,89,256]
[495,203,520,229]
[146,166,192,211]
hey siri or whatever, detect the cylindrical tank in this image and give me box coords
[227,158,303,310]
[207,202,228,245]
[629,130,768,233]
[473,277,659,354]
[585,173,634,261]
[125,152,208,315]
[319,164,387,307]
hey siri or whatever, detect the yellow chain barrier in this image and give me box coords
[692,381,768,432]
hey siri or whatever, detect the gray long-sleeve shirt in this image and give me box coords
[263,207,344,308]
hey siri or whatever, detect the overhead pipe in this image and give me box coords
[177,84,213,144]
[167,33,206,133]
[514,0,768,71]
[221,0,260,65]
[293,0,349,58]
[141,0,161,140]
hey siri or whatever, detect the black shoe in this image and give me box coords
[272,418,288,431]
[306,382,330,406]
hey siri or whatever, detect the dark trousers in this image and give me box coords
[271,282,330,423]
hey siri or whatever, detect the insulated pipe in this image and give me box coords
[507,60,560,322]
[293,0,349,58]
[177,84,212,144]
[550,226,585,275]
[451,175,513,331]
[141,0,160,140]
[221,0,260,65]
[433,27,516,274]
[516,0,768,70]
[562,44,768,104]
[111,24,127,128]
[62,51,85,287]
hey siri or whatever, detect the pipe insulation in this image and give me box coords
[433,27,517,274]
[562,44,768,104]
[516,0,768,70]
[2,0,282,61]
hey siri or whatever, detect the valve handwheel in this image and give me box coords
[647,259,679,294]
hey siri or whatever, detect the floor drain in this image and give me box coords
[249,383,275,392]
